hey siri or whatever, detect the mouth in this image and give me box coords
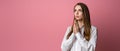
[76,16,79,18]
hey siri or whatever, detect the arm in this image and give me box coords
[88,27,97,51]
[61,26,76,51]
[75,27,97,51]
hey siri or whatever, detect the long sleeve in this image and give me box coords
[61,26,76,51]
[75,26,97,51]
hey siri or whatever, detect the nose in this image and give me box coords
[76,11,79,15]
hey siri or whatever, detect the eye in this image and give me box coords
[74,9,76,12]
[78,9,82,12]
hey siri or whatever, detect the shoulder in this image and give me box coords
[66,25,72,31]
[64,26,72,36]
[91,25,97,34]
[91,25,97,30]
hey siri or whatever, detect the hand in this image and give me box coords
[73,19,79,34]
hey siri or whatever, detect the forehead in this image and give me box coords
[75,5,82,9]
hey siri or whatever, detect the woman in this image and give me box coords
[61,2,97,51]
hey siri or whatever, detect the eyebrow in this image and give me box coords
[79,9,82,11]
[75,8,82,10]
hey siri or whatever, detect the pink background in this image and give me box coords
[0,0,120,51]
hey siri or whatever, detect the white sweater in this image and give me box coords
[61,25,97,51]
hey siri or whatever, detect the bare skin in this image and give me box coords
[73,5,84,34]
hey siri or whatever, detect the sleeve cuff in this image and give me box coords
[75,32,89,48]
[75,32,84,40]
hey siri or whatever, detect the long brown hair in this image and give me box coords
[67,2,91,41]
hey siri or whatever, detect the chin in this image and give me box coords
[75,18,80,20]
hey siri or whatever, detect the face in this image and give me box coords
[74,5,83,21]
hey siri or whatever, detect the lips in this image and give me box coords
[76,16,79,18]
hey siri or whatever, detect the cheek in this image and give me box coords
[79,12,83,16]
[74,12,76,16]
[74,11,83,16]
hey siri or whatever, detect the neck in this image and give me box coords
[78,19,84,28]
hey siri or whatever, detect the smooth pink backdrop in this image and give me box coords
[0,0,120,51]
